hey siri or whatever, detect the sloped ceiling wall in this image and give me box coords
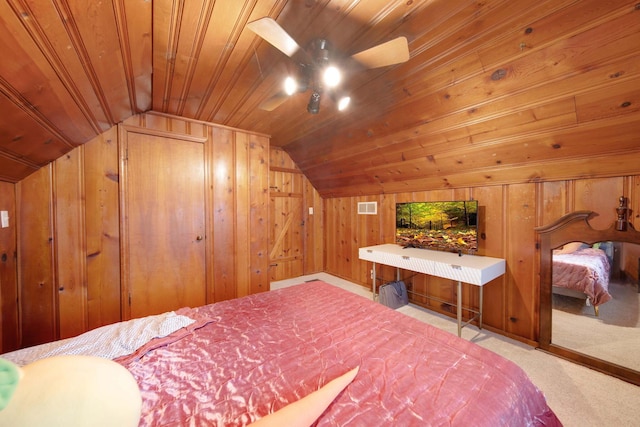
[1,0,639,196]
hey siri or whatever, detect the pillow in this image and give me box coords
[596,241,614,263]
[0,356,141,427]
[249,366,359,427]
[556,241,588,254]
[0,358,20,410]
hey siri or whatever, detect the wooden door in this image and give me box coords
[0,181,19,352]
[269,148,308,281]
[121,130,206,319]
[16,166,56,347]
[270,194,304,281]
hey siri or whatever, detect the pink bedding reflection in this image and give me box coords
[553,248,611,306]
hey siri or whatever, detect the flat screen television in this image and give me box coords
[396,200,478,253]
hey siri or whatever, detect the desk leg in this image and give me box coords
[457,280,462,337]
[372,262,377,301]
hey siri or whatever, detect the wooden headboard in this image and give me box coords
[535,205,640,386]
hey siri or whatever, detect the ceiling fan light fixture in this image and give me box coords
[337,95,351,111]
[307,91,321,114]
[250,18,411,114]
[284,76,297,95]
[323,65,341,88]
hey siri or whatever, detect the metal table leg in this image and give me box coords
[457,280,462,337]
[372,262,377,301]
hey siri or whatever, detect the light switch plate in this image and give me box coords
[1,211,8,228]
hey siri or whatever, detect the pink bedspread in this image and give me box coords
[552,248,611,306]
[117,281,560,426]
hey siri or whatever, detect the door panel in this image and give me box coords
[270,195,303,281]
[124,132,206,318]
[16,166,55,347]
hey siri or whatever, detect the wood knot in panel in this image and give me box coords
[491,68,507,81]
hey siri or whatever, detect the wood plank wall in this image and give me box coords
[3,112,269,351]
[2,127,637,350]
[324,176,640,344]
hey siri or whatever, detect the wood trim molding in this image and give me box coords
[117,124,131,320]
[119,124,208,143]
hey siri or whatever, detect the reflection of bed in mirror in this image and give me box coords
[552,241,613,316]
[537,200,640,386]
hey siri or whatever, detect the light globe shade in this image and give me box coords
[338,96,351,111]
[284,76,297,95]
[323,66,341,88]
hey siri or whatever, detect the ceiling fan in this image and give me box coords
[247,17,410,114]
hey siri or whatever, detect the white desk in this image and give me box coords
[359,244,506,337]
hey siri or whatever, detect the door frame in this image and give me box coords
[118,125,207,320]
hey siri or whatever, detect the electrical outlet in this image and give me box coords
[0,211,8,228]
[370,269,374,279]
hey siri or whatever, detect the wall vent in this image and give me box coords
[357,201,377,215]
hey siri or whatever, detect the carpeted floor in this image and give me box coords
[552,278,640,372]
[272,273,640,427]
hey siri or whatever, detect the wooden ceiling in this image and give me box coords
[1,0,639,197]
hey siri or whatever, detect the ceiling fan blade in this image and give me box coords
[247,17,301,58]
[259,91,290,111]
[350,36,410,69]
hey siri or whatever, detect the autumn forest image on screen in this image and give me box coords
[396,201,478,253]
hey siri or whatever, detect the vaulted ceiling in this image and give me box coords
[1,0,639,197]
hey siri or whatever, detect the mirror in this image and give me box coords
[536,207,640,386]
[550,241,640,373]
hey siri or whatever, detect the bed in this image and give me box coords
[552,242,612,316]
[2,280,560,426]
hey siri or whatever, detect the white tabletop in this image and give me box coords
[359,244,505,286]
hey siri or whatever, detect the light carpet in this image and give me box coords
[552,278,639,372]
